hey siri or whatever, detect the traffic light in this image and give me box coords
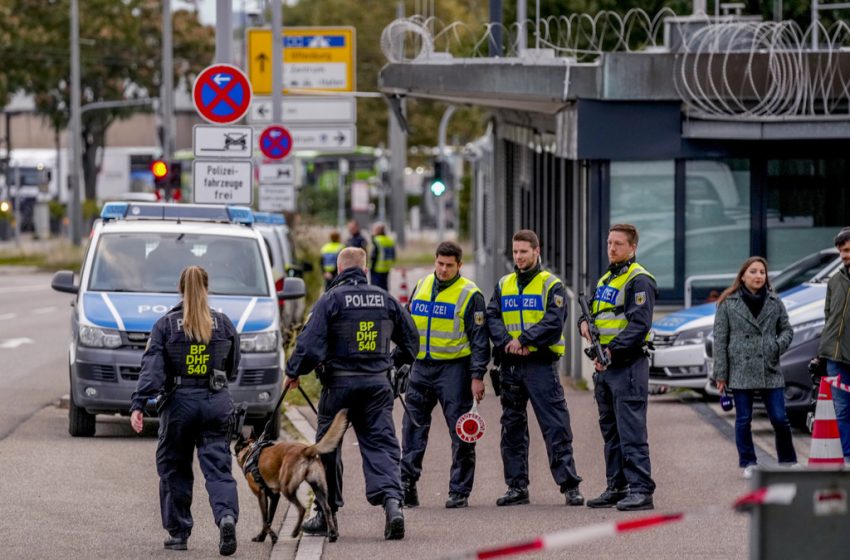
[430,159,448,197]
[151,160,182,201]
[169,161,183,201]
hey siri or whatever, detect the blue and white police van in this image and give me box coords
[51,202,305,438]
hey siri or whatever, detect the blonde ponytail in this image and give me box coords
[179,266,212,343]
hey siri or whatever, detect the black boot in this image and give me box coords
[163,536,188,551]
[218,515,237,556]
[616,493,654,511]
[302,509,329,535]
[563,487,585,506]
[445,493,469,509]
[403,480,419,507]
[496,487,529,506]
[384,498,405,540]
[586,486,628,509]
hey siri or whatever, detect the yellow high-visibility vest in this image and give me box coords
[373,235,396,273]
[592,262,655,345]
[410,274,480,360]
[320,242,344,273]
[498,270,565,356]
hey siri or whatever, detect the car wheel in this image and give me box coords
[68,389,96,437]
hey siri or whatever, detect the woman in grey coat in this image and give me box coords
[711,256,797,478]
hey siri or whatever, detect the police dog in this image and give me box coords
[234,410,348,543]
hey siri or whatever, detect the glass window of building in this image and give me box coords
[610,161,675,289]
[766,159,850,269]
[684,159,751,293]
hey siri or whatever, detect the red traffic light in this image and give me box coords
[151,160,169,179]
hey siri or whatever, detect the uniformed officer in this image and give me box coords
[130,265,240,556]
[486,229,583,507]
[579,223,657,511]
[401,241,489,509]
[346,219,369,251]
[370,222,396,291]
[320,231,345,290]
[284,247,418,540]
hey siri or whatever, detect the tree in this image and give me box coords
[7,0,213,200]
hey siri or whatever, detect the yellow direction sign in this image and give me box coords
[247,27,356,96]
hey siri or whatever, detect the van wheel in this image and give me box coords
[68,390,96,437]
[252,410,281,440]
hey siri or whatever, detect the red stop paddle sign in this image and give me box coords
[455,404,486,443]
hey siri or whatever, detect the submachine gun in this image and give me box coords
[578,292,610,368]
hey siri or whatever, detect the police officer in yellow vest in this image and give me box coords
[580,223,657,511]
[320,231,345,290]
[486,229,583,507]
[370,222,396,292]
[401,241,489,509]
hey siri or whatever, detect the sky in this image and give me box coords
[180,0,299,25]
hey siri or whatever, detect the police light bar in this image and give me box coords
[253,212,286,225]
[99,202,254,225]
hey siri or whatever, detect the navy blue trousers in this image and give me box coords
[156,388,238,538]
[316,375,402,510]
[401,359,476,496]
[499,358,582,492]
[593,357,656,494]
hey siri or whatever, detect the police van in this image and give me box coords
[51,202,305,438]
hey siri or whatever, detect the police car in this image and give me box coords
[649,248,839,392]
[51,202,305,438]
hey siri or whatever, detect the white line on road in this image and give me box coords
[0,313,15,320]
[32,307,57,315]
[0,337,34,349]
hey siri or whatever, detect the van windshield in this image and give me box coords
[88,233,270,296]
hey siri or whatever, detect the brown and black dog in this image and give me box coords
[234,409,348,543]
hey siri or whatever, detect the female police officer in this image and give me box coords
[130,265,240,556]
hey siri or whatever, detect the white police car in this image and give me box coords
[649,248,839,392]
[51,202,305,438]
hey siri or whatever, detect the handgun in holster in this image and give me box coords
[315,362,330,385]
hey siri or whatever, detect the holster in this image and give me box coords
[155,386,176,415]
[210,368,228,392]
[315,363,330,385]
[489,367,502,397]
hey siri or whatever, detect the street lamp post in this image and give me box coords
[69,0,83,246]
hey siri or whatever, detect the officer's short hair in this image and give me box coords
[512,229,540,249]
[338,247,367,271]
[610,223,639,246]
[834,227,850,248]
[330,231,341,243]
[436,241,463,263]
[373,222,386,235]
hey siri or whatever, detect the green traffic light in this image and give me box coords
[430,180,447,197]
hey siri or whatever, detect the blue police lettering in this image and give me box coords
[411,301,430,316]
[432,304,448,316]
[595,286,620,304]
[502,296,520,309]
[344,294,385,307]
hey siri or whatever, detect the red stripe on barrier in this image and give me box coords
[616,513,684,533]
[808,457,845,464]
[812,420,841,439]
[478,539,544,559]
[733,488,767,509]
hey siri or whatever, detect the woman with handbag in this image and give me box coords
[711,256,798,478]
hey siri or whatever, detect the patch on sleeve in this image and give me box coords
[635,291,647,306]
[474,311,485,326]
[554,294,564,308]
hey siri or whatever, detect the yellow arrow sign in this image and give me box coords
[247,27,356,96]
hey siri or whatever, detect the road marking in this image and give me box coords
[0,313,15,321]
[0,285,51,295]
[33,307,56,315]
[0,337,34,349]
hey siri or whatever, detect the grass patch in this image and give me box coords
[0,240,85,271]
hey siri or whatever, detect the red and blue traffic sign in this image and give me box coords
[192,64,252,125]
[259,125,293,160]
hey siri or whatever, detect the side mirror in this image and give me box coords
[51,270,79,294]
[277,277,306,301]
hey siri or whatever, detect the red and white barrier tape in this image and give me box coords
[439,484,797,560]
[826,375,850,394]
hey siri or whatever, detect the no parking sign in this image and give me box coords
[192,64,252,124]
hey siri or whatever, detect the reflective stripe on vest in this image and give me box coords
[591,262,655,345]
[373,235,396,273]
[409,274,480,360]
[498,270,566,356]
[320,242,344,273]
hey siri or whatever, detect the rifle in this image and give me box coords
[578,292,610,368]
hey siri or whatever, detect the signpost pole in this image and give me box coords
[389,0,407,248]
[216,0,232,64]
[162,0,174,163]
[338,158,348,231]
[271,0,282,123]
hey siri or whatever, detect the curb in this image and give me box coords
[270,405,325,560]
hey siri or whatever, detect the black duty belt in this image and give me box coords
[173,377,211,387]
[331,369,382,377]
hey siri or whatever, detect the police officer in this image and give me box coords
[346,219,369,251]
[486,229,583,507]
[284,247,418,540]
[320,230,345,290]
[130,265,240,556]
[579,223,657,511]
[401,241,489,509]
[370,222,396,291]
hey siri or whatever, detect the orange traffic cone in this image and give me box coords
[809,377,845,467]
[398,269,410,305]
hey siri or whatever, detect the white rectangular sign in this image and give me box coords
[192,160,253,205]
[193,125,254,159]
[249,96,356,124]
[287,125,356,152]
[258,184,296,212]
[286,63,348,91]
[259,162,295,185]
